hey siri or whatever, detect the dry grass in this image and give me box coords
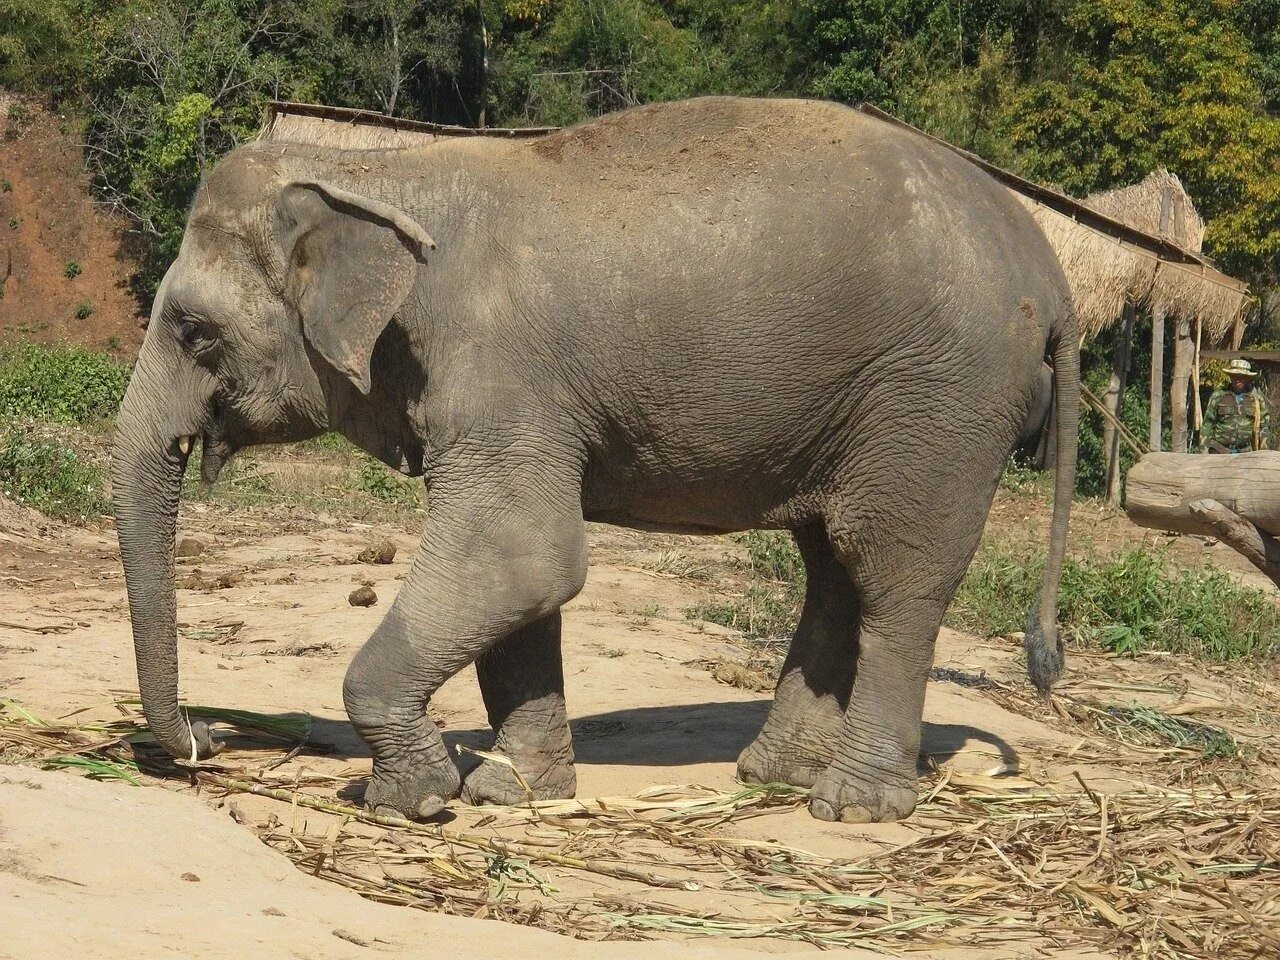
[3,684,1278,958]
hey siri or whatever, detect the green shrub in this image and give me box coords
[0,427,109,519]
[741,530,805,583]
[353,457,421,505]
[63,260,81,279]
[0,343,129,425]
[74,301,94,320]
[7,217,17,229]
[949,545,1280,661]
[0,179,11,192]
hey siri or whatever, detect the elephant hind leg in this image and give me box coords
[462,610,577,805]
[808,492,992,823]
[737,522,857,788]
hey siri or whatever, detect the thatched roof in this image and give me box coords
[856,106,1250,346]
[1085,169,1205,252]
[261,101,1251,346]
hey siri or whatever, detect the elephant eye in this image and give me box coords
[178,317,215,351]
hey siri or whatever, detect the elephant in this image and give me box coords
[111,95,1078,825]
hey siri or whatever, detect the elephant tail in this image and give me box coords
[1024,310,1079,695]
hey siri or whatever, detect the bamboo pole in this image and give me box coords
[1104,303,1137,505]
[1149,188,1173,453]
[1171,316,1194,452]
[1150,307,1166,451]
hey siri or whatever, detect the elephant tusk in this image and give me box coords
[177,435,192,456]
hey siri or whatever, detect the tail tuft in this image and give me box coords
[1023,608,1064,696]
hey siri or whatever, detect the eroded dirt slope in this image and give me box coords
[0,95,143,353]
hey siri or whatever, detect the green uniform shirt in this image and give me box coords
[1201,388,1269,452]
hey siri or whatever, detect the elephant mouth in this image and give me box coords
[198,430,238,487]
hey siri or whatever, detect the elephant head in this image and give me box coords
[111,146,434,761]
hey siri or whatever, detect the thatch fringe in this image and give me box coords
[1012,192,1249,345]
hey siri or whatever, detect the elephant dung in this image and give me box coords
[175,538,205,559]
[355,540,397,565]
[348,585,378,607]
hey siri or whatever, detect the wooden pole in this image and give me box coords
[1148,186,1173,454]
[1170,315,1194,452]
[1150,306,1166,451]
[1104,303,1136,505]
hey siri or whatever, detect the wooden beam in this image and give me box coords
[1126,452,1280,536]
[1125,452,1280,588]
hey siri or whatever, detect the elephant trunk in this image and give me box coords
[111,356,218,762]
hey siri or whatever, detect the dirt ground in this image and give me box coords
[1,477,1277,959]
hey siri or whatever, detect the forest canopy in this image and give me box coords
[1,0,1278,290]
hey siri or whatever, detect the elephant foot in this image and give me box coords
[363,758,461,821]
[737,735,830,789]
[808,767,917,823]
[460,747,577,806]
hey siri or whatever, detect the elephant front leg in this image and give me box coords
[462,611,577,805]
[343,601,461,819]
[342,445,588,821]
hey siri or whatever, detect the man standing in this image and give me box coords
[1201,359,1269,453]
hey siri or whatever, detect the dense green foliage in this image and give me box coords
[0,342,129,424]
[2,0,1275,290]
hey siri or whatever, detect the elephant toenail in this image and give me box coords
[372,804,405,822]
[417,795,446,819]
[809,797,838,822]
[840,804,874,824]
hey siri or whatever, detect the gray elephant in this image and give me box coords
[111,96,1077,824]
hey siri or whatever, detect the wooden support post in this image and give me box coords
[1170,315,1194,453]
[1150,307,1166,451]
[1103,303,1136,506]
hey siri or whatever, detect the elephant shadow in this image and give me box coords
[314,699,1020,792]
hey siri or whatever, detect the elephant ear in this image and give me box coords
[276,180,435,394]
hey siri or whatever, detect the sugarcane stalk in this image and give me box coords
[199,773,699,891]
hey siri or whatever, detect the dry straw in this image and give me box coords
[2,689,1277,957]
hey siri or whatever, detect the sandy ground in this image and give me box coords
[1,489,1275,959]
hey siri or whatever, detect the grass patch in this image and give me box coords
[949,545,1280,662]
[353,456,421,505]
[1096,703,1239,759]
[299,431,356,453]
[685,531,804,642]
[0,342,129,425]
[0,426,109,519]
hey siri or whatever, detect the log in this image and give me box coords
[1126,452,1280,536]
[1126,452,1280,587]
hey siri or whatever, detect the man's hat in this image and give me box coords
[1225,359,1258,378]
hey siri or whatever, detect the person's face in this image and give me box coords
[1232,376,1251,393]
